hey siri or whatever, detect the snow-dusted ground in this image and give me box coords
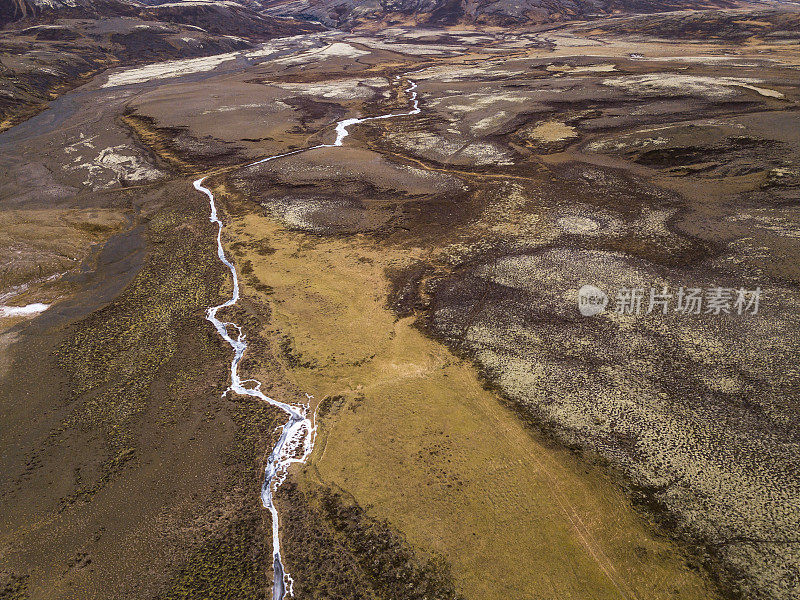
[346,37,457,55]
[102,52,241,88]
[603,73,784,99]
[101,37,361,88]
[0,303,49,318]
[276,77,389,101]
[272,42,369,66]
[63,135,163,189]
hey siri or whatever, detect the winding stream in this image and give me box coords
[193,78,420,600]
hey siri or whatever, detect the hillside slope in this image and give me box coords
[0,0,320,130]
[0,0,139,26]
[259,0,743,27]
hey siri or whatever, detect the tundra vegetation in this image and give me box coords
[1,6,799,600]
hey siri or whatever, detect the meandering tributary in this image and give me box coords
[193,78,420,600]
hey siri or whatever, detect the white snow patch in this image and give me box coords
[243,34,322,59]
[0,303,49,318]
[346,37,454,55]
[273,42,370,65]
[603,73,784,99]
[102,52,239,88]
[201,101,290,115]
[411,63,526,82]
[95,146,163,183]
[277,77,388,100]
[631,55,774,67]
[65,144,163,189]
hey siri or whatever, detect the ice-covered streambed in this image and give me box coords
[193,78,420,600]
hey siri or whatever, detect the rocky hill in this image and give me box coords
[0,0,139,26]
[259,0,743,28]
[0,0,322,32]
[140,1,314,38]
[0,0,320,130]
[1,0,753,31]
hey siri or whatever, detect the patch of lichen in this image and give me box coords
[277,480,465,600]
[585,234,717,268]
